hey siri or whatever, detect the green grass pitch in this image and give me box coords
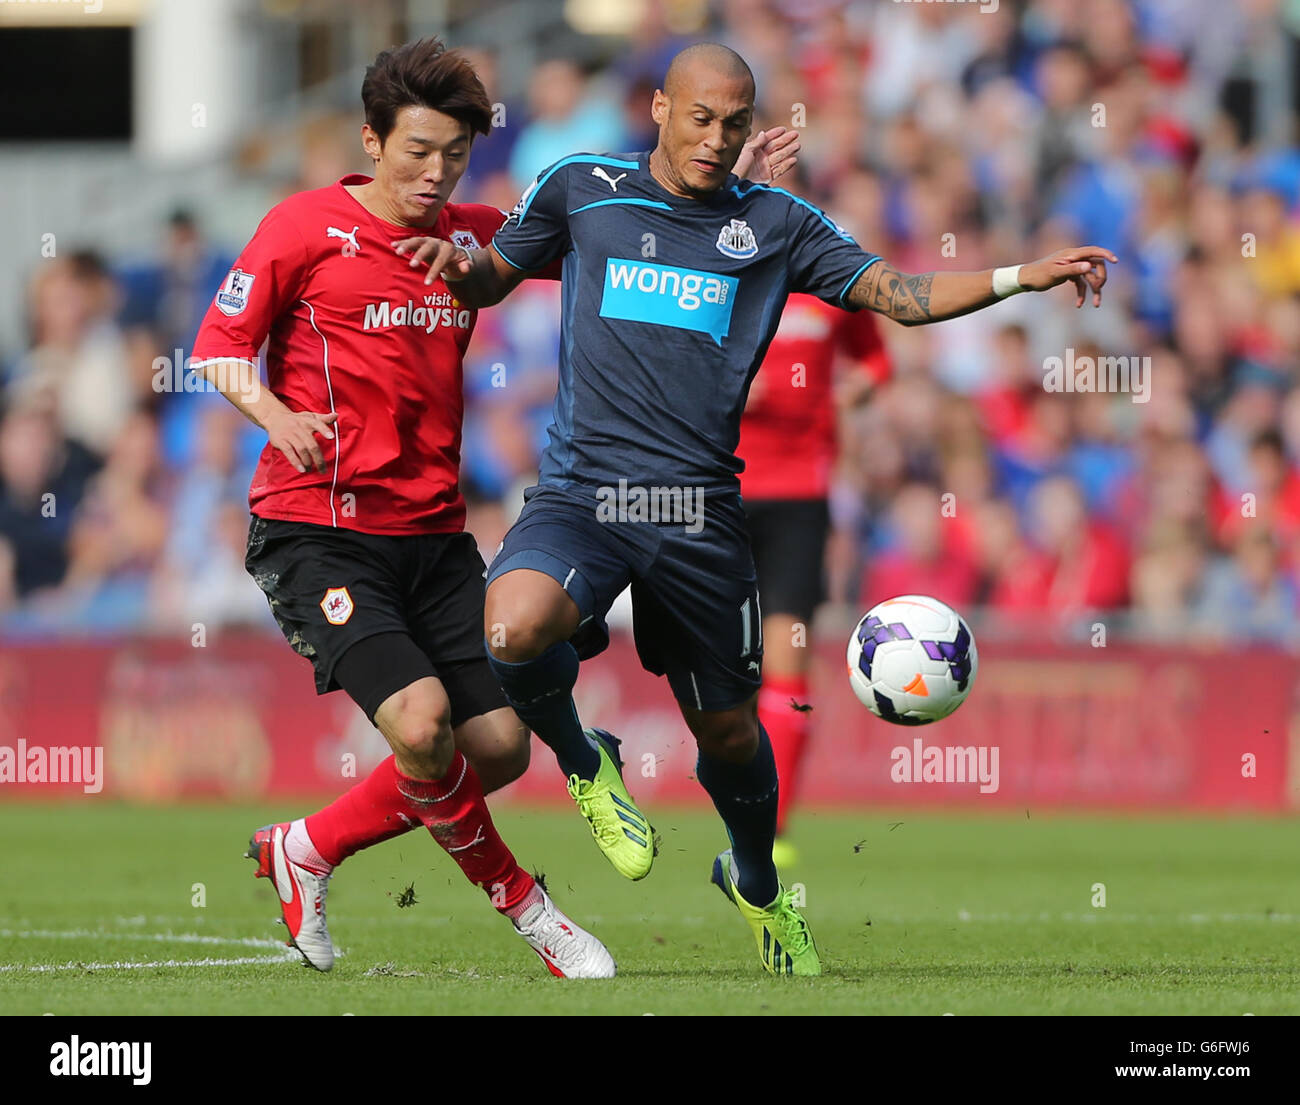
[0,802,1296,1015]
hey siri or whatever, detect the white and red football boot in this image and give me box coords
[246,822,334,971]
[511,888,616,979]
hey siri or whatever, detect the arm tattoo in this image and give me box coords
[848,262,935,325]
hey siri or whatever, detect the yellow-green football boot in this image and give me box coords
[711,847,820,976]
[566,728,654,880]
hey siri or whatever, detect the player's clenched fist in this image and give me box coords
[263,408,338,474]
[1017,246,1119,308]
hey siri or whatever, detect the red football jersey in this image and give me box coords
[738,293,890,501]
[193,174,506,535]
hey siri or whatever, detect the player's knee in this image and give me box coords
[484,574,577,662]
[378,683,455,775]
[484,606,567,663]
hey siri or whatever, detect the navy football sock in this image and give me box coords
[486,641,600,780]
[697,723,780,908]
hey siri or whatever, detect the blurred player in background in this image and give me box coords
[190,37,617,978]
[403,40,1112,978]
[737,222,891,868]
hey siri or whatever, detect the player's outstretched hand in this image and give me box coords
[736,126,801,184]
[1017,246,1119,307]
[264,408,338,474]
[392,236,475,286]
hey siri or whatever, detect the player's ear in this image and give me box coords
[360,123,383,163]
[651,90,668,126]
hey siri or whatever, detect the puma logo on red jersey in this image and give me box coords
[327,225,361,254]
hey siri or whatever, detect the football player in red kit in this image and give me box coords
[191,38,617,977]
[737,290,891,868]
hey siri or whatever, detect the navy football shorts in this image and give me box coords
[486,485,763,712]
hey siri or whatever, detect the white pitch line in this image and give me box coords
[0,928,289,949]
[0,954,299,973]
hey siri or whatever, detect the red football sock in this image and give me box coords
[396,752,536,913]
[760,673,811,836]
[303,755,421,868]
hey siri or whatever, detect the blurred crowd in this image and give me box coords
[3,0,1300,647]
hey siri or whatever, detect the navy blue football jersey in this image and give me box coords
[491,151,880,494]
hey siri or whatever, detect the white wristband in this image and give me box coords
[992,265,1025,298]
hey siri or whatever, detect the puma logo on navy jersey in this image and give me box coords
[592,166,628,192]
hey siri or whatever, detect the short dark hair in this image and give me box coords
[361,37,492,144]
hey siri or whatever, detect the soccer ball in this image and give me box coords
[846,594,978,725]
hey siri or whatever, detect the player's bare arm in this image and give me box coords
[847,245,1119,326]
[195,359,336,474]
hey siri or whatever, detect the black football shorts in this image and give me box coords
[244,514,506,725]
